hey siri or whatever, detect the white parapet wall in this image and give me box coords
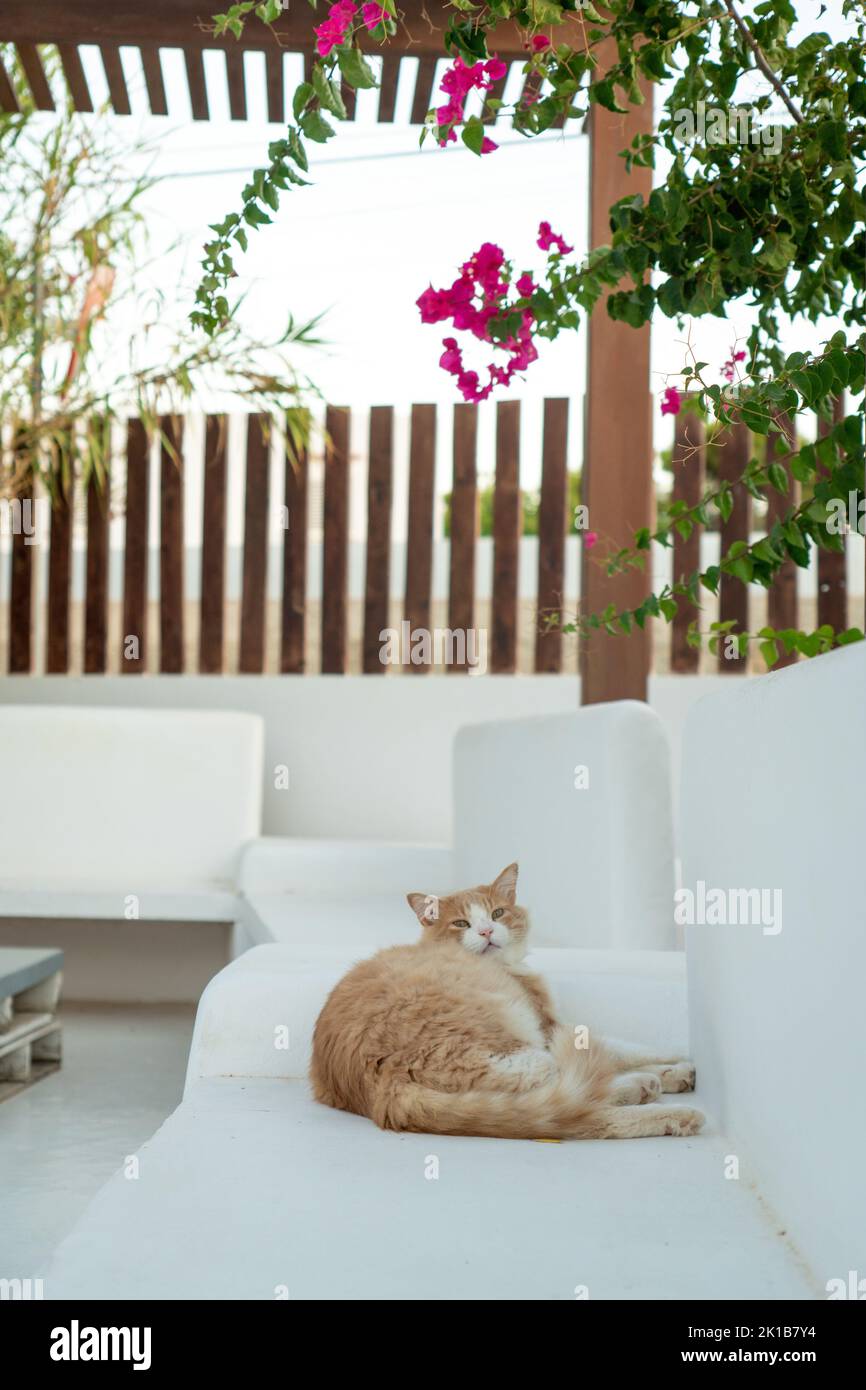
[0,673,738,844]
[682,642,866,1293]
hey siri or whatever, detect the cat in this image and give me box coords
[310,862,705,1140]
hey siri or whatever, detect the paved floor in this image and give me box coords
[0,1005,195,1282]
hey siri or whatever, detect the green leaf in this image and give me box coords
[337,47,378,90]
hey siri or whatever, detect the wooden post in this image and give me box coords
[239,414,270,674]
[447,404,477,674]
[765,413,798,667]
[581,49,654,704]
[715,421,750,673]
[159,415,184,674]
[670,408,705,673]
[362,406,393,674]
[199,415,227,674]
[321,406,349,674]
[534,398,569,673]
[404,404,436,673]
[121,417,149,673]
[817,398,847,636]
[491,400,521,673]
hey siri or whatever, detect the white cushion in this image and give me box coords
[0,707,263,892]
[453,702,676,949]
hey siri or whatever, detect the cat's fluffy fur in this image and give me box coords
[310,863,704,1140]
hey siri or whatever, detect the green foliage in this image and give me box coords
[195,1,865,665]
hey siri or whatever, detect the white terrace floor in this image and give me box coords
[0,1005,194,1279]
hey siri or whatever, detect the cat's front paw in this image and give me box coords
[662,1105,704,1137]
[656,1061,696,1093]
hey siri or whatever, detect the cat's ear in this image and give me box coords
[492,862,518,904]
[407,892,439,926]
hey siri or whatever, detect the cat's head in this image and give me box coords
[406,863,529,964]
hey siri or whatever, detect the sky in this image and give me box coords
[11,2,855,490]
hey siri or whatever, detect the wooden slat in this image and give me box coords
[447,403,477,673]
[265,47,283,123]
[84,465,110,674]
[535,398,569,673]
[491,400,521,673]
[140,44,168,116]
[239,414,270,674]
[765,413,798,668]
[716,420,750,673]
[670,408,705,673]
[410,55,438,125]
[0,52,19,112]
[362,407,393,674]
[184,46,209,120]
[159,417,184,674]
[121,418,149,674]
[199,415,227,674]
[57,43,93,112]
[281,429,308,674]
[225,45,246,120]
[8,450,33,674]
[321,407,350,674]
[341,79,357,121]
[404,404,436,673]
[100,44,131,115]
[817,398,847,636]
[46,454,73,675]
[581,47,654,704]
[16,43,54,110]
[377,56,400,122]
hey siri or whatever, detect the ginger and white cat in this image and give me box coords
[311,863,704,1140]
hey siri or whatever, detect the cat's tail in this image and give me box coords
[373,1028,615,1141]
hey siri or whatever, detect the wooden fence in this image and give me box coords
[0,399,860,679]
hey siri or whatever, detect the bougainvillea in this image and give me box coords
[199,0,865,668]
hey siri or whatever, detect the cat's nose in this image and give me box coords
[478,925,494,939]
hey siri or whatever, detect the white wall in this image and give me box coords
[0,673,739,844]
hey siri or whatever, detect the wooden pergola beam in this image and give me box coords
[0,1,585,56]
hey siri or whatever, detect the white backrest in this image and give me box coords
[683,643,865,1288]
[452,701,676,949]
[0,706,263,887]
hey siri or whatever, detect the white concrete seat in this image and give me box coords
[237,700,676,953]
[44,942,815,1301]
[0,707,264,923]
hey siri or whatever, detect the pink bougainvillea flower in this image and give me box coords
[530,35,551,52]
[361,2,389,30]
[537,221,573,255]
[722,347,747,382]
[661,386,682,416]
[583,531,599,549]
[314,0,357,57]
[434,55,507,148]
[516,272,535,296]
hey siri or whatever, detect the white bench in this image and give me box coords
[0,706,264,924]
[236,700,677,953]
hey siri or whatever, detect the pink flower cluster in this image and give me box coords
[314,1,387,58]
[435,55,507,152]
[722,347,746,382]
[661,386,682,416]
[537,221,573,255]
[417,238,547,402]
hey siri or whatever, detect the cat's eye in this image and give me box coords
[451,919,470,930]
[492,908,505,920]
